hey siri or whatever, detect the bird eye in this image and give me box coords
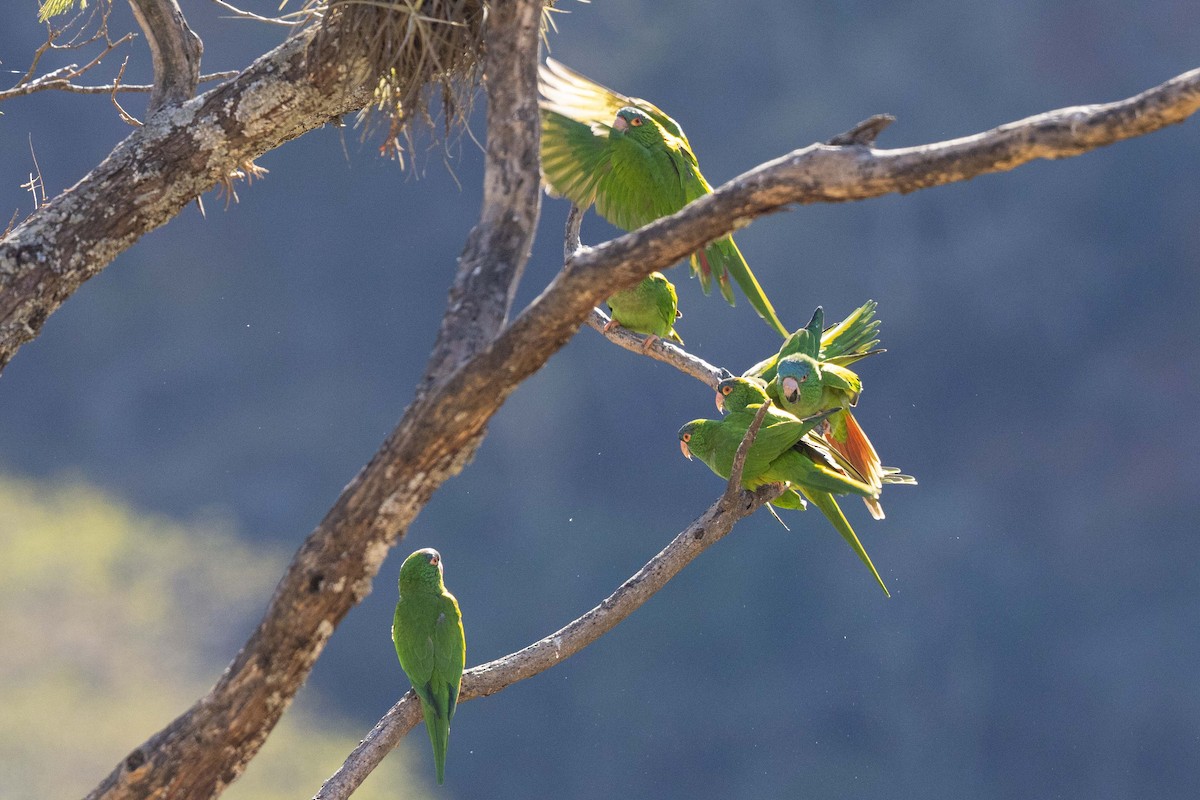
[630,116,643,127]
[721,386,732,396]
[682,433,691,443]
[429,553,440,566]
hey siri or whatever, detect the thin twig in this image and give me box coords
[726,400,772,498]
[0,70,237,100]
[109,57,142,126]
[586,308,724,387]
[314,485,779,800]
[210,0,313,26]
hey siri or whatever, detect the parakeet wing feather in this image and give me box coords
[539,58,690,145]
[820,300,881,361]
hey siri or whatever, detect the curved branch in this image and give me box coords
[315,483,782,800]
[0,25,373,376]
[3,66,1198,376]
[78,63,1200,800]
[586,308,724,388]
[82,3,544,799]
[127,0,203,114]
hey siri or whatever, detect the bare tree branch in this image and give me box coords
[3,65,1198,376]
[315,483,783,800]
[0,2,135,102]
[417,0,543,394]
[0,27,374,377]
[585,308,724,388]
[81,3,545,799]
[0,70,237,99]
[0,22,1191,798]
[125,0,203,113]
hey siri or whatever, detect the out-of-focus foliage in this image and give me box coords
[0,475,433,800]
[37,0,87,23]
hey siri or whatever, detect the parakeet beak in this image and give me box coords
[782,376,799,403]
[612,114,628,133]
[715,392,725,413]
[679,440,692,460]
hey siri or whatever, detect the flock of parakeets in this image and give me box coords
[392,59,915,786]
[680,302,916,597]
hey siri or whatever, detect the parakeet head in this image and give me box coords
[775,354,823,411]
[398,548,444,589]
[715,376,770,414]
[613,107,663,145]
[678,419,718,462]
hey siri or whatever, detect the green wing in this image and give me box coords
[393,594,437,692]
[821,362,862,402]
[653,274,684,344]
[819,300,882,364]
[432,592,466,722]
[540,60,788,338]
[539,58,689,145]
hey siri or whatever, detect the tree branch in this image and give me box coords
[0,32,1186,798]
[417,0,543,394]
[81,3,546,799]
[126,0,203,114]
[315,484,781,800]
[0,26,374,377]
[0,70,237,99]
[4,66,1198,376]
[585,308,724,388]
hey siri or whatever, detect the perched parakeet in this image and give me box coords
[768,353,887,514]
[538,58,788,337]
[742,302,884,383]
[678,416,889,595]
[717,374,914,522]
[604,271,684,349]
[392,548,466,785]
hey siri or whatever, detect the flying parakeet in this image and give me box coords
[604,271,684,349]
[678,415,889,595]
[392,548,466,785]
[538,58,788,338]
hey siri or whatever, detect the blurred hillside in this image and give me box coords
[0,474,434,799]
[2,1,1200,799]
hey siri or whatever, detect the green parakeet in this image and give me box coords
[604,271,684,349]
[742,302,884,383]
[769,352,887,514]
[717,374,914,521]
[678,416,889,595]
[392,548,466,785]
[538,58,788,338]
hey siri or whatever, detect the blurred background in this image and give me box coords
[2,1,1199,798]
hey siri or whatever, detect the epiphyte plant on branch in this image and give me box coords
[392,548,466,786]
[539,57,790,337]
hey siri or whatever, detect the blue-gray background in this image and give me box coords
[3,2,1199,797]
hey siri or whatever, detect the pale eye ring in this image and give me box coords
[630,116,644,127]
